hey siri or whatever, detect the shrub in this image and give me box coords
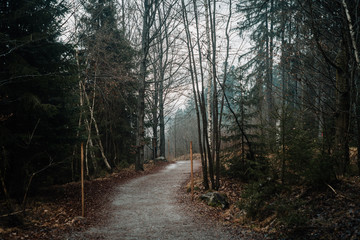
[239,179,283,220]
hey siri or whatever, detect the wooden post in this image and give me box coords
[190,141,194,200]
[81,142,85,217]
[167,139,170,160]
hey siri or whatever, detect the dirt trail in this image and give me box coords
[66,160,237,239]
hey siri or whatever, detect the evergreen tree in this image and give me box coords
[223,67,266,180]
[0,0,77,197]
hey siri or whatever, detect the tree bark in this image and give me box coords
[207,0,218,190]
[335,46,350,176]
[80,81,111,170]
[152,64,159,159]
[159,79,165,157]
[204,0,213,158]
[266,0,274,127]
[136,0,157,170]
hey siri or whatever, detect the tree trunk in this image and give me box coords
[84,117,97,174]
[182,0,209,189]
[136,60,146,171]
[356,88,360,176]
[78,80,110,172]
[80,81,111,171]
[207,0,219,190]
[335,46,350,176]
[204,0,213,157]
[188,0,213,189]
[265,0,274,129]
[136,0,153,171]
[159,81,165,157]
[152,66,159,159]
[280,0,286,184]
[72,50,84,181]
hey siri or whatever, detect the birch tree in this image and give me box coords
[75,0,137,175]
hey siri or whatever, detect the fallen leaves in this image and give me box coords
[0,161,170,240]
[182,171,360,239]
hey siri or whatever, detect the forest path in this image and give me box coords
[66,160,237,239]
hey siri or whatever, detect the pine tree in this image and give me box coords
[0,0,77,197]
[223,67,265,180]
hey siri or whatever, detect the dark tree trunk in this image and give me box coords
[159,84,165,157]
[136,0,153,171]
[334,46,350,176]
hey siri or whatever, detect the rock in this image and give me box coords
[154,156,167,162]
[200,192,229,209]
[71,216,86,225]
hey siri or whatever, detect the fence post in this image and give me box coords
[190,141,194,200]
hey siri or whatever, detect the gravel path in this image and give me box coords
[66,160,237,239]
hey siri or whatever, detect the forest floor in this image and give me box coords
[184,170,360,239]
[0,161,170,240]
